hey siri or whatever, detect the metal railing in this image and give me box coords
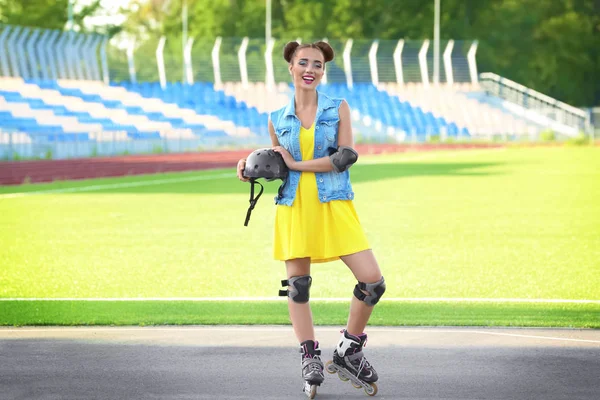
[0,129,271,161]
[0,24,108,82]
[0,24,478,90]
[110,36,479,90]
[479,72,591,133]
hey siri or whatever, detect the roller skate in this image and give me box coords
[325,330,378,396]
[299,340,324,399]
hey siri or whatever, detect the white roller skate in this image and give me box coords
[325,330,378,396]
[300,340,324,399]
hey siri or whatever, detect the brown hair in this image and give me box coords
[283,41,335,64]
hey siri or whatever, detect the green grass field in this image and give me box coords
[1,146,599,327]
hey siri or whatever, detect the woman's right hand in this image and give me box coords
[237,158,249,182]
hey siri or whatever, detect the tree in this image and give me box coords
[4,0,596,105]
[0,0,69,29]
[0,0,120,36]
[473,0,599,106]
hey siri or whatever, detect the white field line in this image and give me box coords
[0,172,234,200]
[1,297,598,304]
[0,148,504,200]
[0,326,598,344]
[358,147,505,165]
[457,330,600,344]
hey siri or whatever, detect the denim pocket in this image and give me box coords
[275,127,291,148]
[320,119,338,147]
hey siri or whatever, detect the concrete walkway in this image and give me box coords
[1,326,599,399]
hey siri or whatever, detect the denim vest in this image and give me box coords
[270,91,355,206]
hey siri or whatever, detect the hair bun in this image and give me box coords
[283,41,300,63]
[313,41,334,63]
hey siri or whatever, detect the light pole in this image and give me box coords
[266,0,272,45]
[433,0,440,84]
[67,0,74,31]
[182,0,188,83]
[182,0,188,48]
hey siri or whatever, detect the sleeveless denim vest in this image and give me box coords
[270,91,355,206]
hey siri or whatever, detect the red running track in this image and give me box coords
[0,143,502,185]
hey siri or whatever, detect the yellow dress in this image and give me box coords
[273,122,370,263]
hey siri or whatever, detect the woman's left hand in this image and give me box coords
[272,146,297,169]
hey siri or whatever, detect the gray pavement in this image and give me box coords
[1,326,599,400]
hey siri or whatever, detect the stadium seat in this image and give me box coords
[0,76,540,150]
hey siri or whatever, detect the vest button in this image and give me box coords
[319,178,323,183]
[322,196,327,200]
[317,146,322,150]
[316,126,319,130]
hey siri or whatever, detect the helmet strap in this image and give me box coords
[276,179,286,200]
[244,179,264,226]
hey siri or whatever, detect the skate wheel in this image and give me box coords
[352,381,362,389]
[338,372,349,381]
[303,382,317,399]
[325,360,336,374]
[365,382,378,396]
[308,384,317,399]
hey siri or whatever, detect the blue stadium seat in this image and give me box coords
[129,132,161,140]
[1,78,476,146]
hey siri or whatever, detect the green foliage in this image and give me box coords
[0,0,69,29]
[474,0,600,106]
[540,129,556,142]
[0,0,119,35]
[122,0,599,106]
[2,0,598,106]
[565,132,590,146]
[427,135,441,143]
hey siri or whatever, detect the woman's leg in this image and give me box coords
[285,258,325,388]
[285,257,315,342]
[340,249,383,336]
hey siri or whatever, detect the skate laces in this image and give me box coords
[303,352,322,361]
[307,357,323,371]
[303,354,324,375]
[356,355,372,376]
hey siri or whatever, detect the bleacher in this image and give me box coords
[0,77,267,138]
[0,77,274,158]
[220,82,292,114]
[108,81,269,137]
[0,76,574,159]
[318,83,470,142]
[0,24,589,161]
[381,82,539,137]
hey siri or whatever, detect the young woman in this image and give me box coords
[236,41,385,397]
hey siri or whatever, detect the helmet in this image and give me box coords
[242,148,289,227]
[243,148,288,182]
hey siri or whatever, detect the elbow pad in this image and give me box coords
[329,146,358,173]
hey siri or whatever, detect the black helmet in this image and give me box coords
[243,148,288,182]
[242,148,289,227]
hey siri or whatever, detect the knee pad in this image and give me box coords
[353,276,386,306]
[279,275,312,303]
